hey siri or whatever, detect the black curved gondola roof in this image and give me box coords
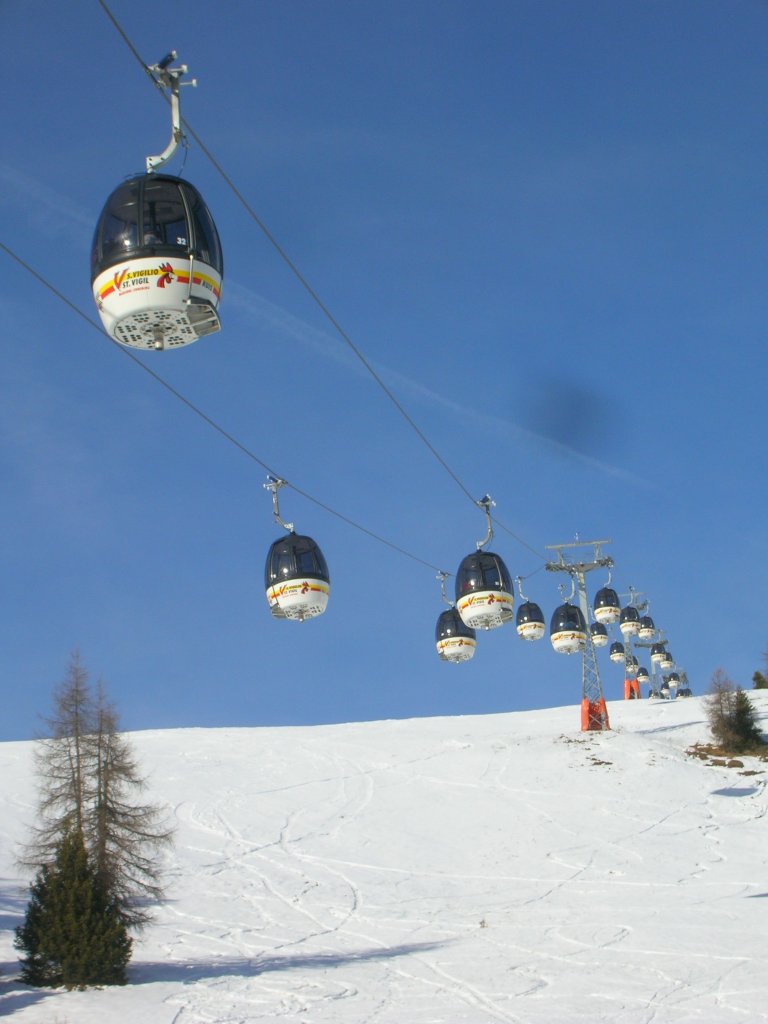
[436,607,476,643]
[91,173,223,279]
[264,533,329,590]
[516,600,544,626]
[454,550,512,599]
[550,603,586,632]
[594,586,620,610]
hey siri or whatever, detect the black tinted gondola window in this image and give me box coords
[188,192,223,272]
[456,563,479,594]
[267,547,294,583]
[296,550,317,576]
[482,563,501,588]
[99,182,140,265]
[143,180,188,248]
[295,542,328,580]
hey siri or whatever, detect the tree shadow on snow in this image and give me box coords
[0,979,54,1016]
[0,881,26,933]
[130,939,452,985]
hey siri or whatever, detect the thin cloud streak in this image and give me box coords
[227,280,646,486]
[0,162,93,237]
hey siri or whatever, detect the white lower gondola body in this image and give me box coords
[266,579,330,621]
[593,607,620,625]
[516,621,546,641]
[457,590,514,631]
[436,635,477,663]
[93,257,222,350]
[551,630,586,654]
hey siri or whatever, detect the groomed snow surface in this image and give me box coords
[1,695,767,1023]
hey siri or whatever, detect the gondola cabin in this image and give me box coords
[91,173,223,350]
[609,640,625,663]
[661,651,674,670]
[619,605,640,638]
[637,615,656,640]
[637,666,650,686]
[593,586,621,624]
[454,551,514,630]
[516,600,546,641]
[550,603,586,654]
[650,643,666,665]
[626,654,639,678]
[264,533,330,621]
[435,608,477,663]
[590,621,608,648]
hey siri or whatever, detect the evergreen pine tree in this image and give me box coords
[731,688,763,750]
[706,669,765,754]
[18,653,173,967]
[15,829,132,988]
[753,649,768,689]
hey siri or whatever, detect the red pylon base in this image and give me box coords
[581,697,610,731]
[624,678,641,700]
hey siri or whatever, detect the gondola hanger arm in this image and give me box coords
[146,51,197,172]
[264,476,294,533]
[475,494,495,550]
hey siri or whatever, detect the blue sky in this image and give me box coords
[2,0,767,741]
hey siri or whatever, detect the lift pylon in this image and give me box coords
[546,539,612,731]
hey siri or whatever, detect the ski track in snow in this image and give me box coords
[1,697,768,1022]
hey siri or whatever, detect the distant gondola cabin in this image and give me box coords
[435,608,477,663]
[264,534,330,621]
[515,600,546,641]
[590,621,609,648]
[619,606,641,638]
[454,551,514,631]
[593,586,621,624]
[550,603,586,654]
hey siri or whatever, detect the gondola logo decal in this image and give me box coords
[268,581,330,600]
[459,592,513,608]
[97,263,220,301]
[157,263,175,288]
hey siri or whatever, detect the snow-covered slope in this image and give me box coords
[1,695,766,1023]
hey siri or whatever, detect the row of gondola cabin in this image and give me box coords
[516,600,545,641]
[619,605,640,637]
[264,533,330,621]
[638,615,656,640]
[92,173,223,350]
[455,551,515,631]
[651,643,666,664]
[590,621,608,648]
[593,586,620,624]
[550,603,586,654]
[435,608,477,663]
